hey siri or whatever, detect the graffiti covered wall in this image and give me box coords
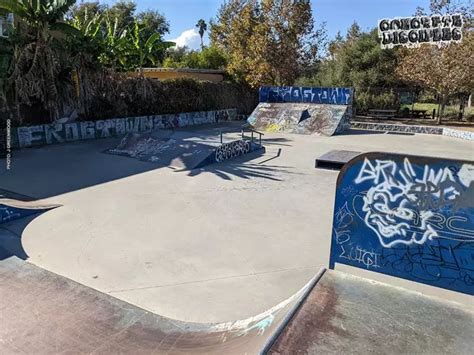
[248,86,354,136]
[330,152,474,295]
[259,87,353,106]
[11,109,237,149]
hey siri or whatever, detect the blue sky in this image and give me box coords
[102,0,430,49]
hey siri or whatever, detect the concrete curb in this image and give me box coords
[351,121,474,141]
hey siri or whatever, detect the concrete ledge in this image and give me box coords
[443,127,474,141]
[351,121,474,141]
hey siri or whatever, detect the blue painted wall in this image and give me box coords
[259,87,353,105]
[0,204,56,224]
[330,152,474,295]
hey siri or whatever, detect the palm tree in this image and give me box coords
[195,19,207,50]
[0,0,80,121]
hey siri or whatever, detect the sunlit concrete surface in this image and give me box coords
[1,125,473,322]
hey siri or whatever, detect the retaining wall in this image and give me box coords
[10,109,238,149]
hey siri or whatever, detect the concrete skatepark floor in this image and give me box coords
[1,123,473,323]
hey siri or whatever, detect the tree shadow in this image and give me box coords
[1,123,296,200]
[186,150,295,181]
[259,137,293,146]
[337,129,387,136]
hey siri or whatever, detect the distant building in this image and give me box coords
[139,68,226,83]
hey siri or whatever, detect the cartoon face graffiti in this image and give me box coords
[355,158,474,248]
[362,185,437,247]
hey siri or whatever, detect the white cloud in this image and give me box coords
[170,28,201,50]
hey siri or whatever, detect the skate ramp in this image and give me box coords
[247,86,353,136]
[0,256,320,354]
[330,152,474,295]
[0,198,60,224]
[2,257,472,354]
[105,129,265,170]
[269,269,474,354]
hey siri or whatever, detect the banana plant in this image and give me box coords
[133,21,175,70]
[0,0,82,121]
[101,18,174,71]
[0,0,80,37]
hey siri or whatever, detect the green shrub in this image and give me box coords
[354,90,400,114]
[80,73,257,121]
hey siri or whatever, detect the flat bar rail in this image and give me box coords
[241,128,264,145]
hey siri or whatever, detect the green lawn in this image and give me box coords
[401,103,474,120]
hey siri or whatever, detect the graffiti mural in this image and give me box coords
[329,152,474,295]
[0,201,59,224]
[248,86,354,136]
[11,109,237,149]
[0,205,23,223]
[259,87,353,106]
[215,140,251,162]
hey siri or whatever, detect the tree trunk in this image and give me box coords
[436,94,442,125]
[458,95,465,121]
[438,97,447,125]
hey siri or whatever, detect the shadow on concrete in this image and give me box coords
[260,137,293,146]
[339,129,415,136]
[1,140,169,199]
[385,131,416,136]
[258,148,282,165]
[2,123,280,199]
[0,214,43,260]
[0,123,298,205]
[187,150,294,181]
[337,129,387,136]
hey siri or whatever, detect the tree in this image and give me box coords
[396,33,473,122]
[296,25,400,113]
[0,0,81,121]
[346,22,361,42]
[210,0,326,87]
[0,10,12,107]
[164,46,189,64]
[107,0,136,33]
[396,0,474,122]
[163,45,227,70]
[137,9,169,38]
[196,19,207,49]
[69,1,171,67]
[68,1,106,22]
[96,16,173,71]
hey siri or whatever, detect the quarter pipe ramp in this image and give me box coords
[0,257,319,354]
[2,257,471,354]
[0,198,60,224]
[247,86,353,136]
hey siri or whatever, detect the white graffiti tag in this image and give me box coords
[355,158,474,247]
[215,140,251,162]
